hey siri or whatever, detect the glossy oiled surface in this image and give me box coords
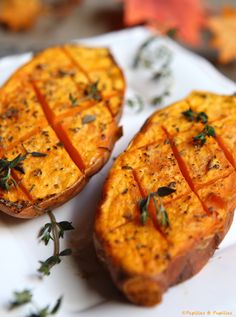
[0,45,125,218]
[95,91,236,306]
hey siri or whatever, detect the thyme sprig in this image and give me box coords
[132,36,156,68]
[82,114,97,124]
[126,95,144,113]
[69,81,102,107]
[131,36,173,110]
[9,289,32,310]
[38,211,74,276]
[8,289,62,317]
[182,108,208,124]
[0,152,47,191]
[69,93,78,107]
[182,109,216,146]
[193,125,216,146]
[0,154,26,191]
[27,296,62,317]
[139,186,176,227]
[84,81,102,102]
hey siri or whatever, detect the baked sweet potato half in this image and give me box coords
[94,91,236,306]
[0,45,125,218]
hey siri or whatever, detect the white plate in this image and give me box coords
[0,27,236,317]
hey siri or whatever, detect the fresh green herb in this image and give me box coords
[38,211,74,276]
[9,289,32,310]
[8,290,62,316]
[26,296,62,317]
[84,81,102,102]
[132,36,156,68]
[31,152,47,158]
[197,112,208,124]
[166,28,178,38]
[70,82,102,107]
[82,114,96,124]
[69,93,78,107]
[182,108,208,124]
[0,154,26,191]
[126,95,144,112]
[156,186,177,197]
[182,108,195,121]
[139,186,176,227]
[38,256,61,276]
[151,91,170,106]
[182,109,215,146]
[193,125,216,146]
[0,151,47,191]
[132,37,173,109]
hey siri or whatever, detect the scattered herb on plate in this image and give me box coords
[126,95,144,113]
[131,36,174,110]
[8,289,62,317]
[151,91,170,106]
[9,289,32,310]
[26,296,63,317]
[38,211,74,276]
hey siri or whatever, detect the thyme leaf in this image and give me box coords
[139,186,176,227]
[157,186,176,197]
[38,256,61,276]
[193,125,216,146]
[0,152,47,191]
[132,36,156,68]
[26,296,62,317]
[69,93,78,107]
[84,81,102,102]
[9,289,32,310]
[126,95,144,113]
[30,152,47,158]
[82,114,96,124]
[0,154,26,191]
[182,108,208,124]
[151,91,170,106]
[38,211,74,276]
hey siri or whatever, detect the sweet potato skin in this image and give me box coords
[94,91,236,306]
[95,209,234,306]
[0,45,125,218]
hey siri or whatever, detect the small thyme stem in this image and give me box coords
[47,210,60,257]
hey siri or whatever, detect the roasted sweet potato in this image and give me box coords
[0,45,125,218]
[94,91,236,306]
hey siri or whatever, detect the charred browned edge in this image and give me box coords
[162,127,211,216]
[0,46,124,210]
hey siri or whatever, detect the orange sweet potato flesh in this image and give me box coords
[94,91,236,306]
[0,45,125,218]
